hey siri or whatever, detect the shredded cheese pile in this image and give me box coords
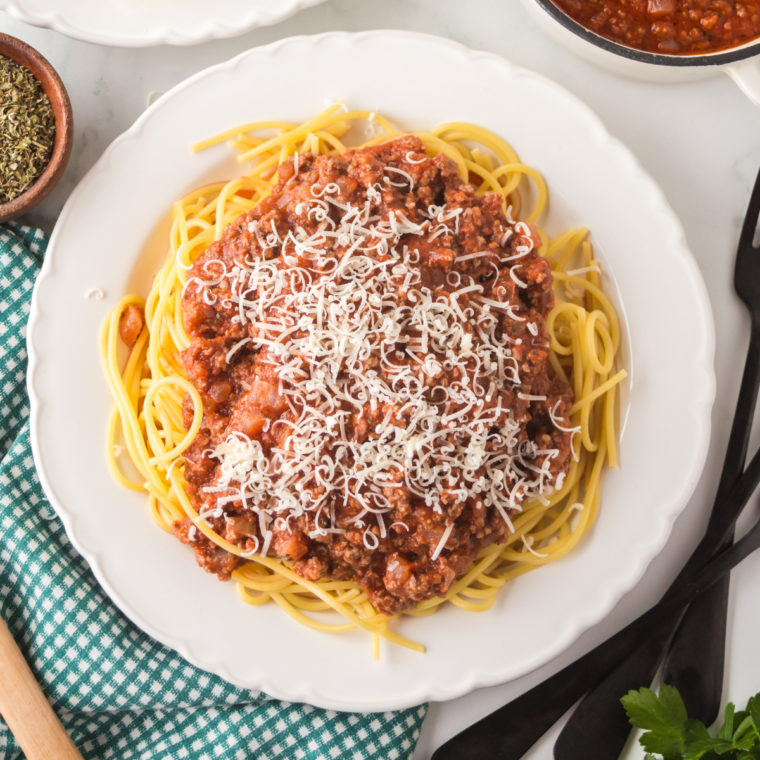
[186,166,572,560]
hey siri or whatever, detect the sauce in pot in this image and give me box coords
[552,0,760,54]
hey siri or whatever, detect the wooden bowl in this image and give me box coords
[0,34,73,223]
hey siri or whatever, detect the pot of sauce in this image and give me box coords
[520,0,760,105]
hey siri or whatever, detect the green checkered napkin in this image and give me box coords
[0,222,427,760]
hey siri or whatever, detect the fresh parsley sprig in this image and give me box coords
[621,684,760,759]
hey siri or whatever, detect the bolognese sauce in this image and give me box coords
[174,136,574,615]
[552,0,760,55]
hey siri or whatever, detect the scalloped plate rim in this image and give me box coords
[27,30,715,711]
[0,0,328,47]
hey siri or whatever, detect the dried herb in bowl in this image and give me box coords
[0,54,56,205]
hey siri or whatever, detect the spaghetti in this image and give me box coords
[100,105,626,658]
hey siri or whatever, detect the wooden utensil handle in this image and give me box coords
[0,614,83,760]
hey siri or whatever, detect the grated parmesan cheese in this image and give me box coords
[192,164,569,560]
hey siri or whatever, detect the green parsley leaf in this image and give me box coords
[686,720,713,743]
[720,704,737,742]
[683,738,736,759]
[622,685,689,756]
[733,717,759,752]
[621,687,760,759]
[746,695,760,743]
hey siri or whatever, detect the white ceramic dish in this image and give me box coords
[0,0,327,47]
[519,0,760,105]
[28,31,715,712]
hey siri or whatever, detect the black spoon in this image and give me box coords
[432,166,760,760]
[552,163,760,759]
[431,441,760,759]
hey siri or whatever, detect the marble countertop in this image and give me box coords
[3,2,760,758]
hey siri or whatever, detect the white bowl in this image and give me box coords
[520,0,760,105]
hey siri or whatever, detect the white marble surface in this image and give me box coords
[2,2,760,758]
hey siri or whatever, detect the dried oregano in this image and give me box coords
[0,54,56,204]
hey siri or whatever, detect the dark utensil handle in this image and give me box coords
[554,322,760,758]
[661,577,729,719]
[432,446,760,760]
[708,322,760,516]
[432,484,760,760]
[663,322,760,722]
[553,630,670,760]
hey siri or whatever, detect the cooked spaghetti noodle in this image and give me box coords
[100,105,626,658]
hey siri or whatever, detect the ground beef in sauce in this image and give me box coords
[174,136,574,615]
[553,0,760,55]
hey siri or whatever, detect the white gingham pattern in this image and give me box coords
[0,222,427,760]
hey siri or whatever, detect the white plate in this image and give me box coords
[0,0,327,47]
[28,31,715,712]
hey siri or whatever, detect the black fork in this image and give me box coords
[663,163,760,717]
[550,163,760,760]
[430,164,760,760]
[663,158,760,717]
